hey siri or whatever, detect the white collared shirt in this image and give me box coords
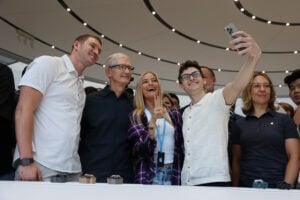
[14,55,85,173]
[181,89,231,185]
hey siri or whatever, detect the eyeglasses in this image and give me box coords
[252,83,272,89]
[109,64,134,71]
[180,71,201,82]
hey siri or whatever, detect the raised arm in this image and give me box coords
[223,31,261,105]
[15,86,43,181]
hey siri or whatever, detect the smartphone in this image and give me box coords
[224,23,239,40]
[224,23,246,51]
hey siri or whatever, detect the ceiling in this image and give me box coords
[1,0,300,97]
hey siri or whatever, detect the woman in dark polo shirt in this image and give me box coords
[231,72,299,189]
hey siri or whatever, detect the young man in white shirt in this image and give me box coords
[178,31,261,186]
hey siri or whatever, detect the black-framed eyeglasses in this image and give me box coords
[109,64,134,71]
[180,71,201,81]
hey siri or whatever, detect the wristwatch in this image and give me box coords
[13,158,34,168]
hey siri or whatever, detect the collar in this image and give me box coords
[62,55,84,80]
[98,85,131,99]
[246,109,276,119]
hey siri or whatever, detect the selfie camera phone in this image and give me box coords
[224,23,246,51]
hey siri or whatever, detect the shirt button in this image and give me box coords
[189,116,192,119]
[187,128,190,131]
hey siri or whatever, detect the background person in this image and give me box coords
[284,69,300,189]
[162,93,174,109]
[200,66,216,93]
[0,63,16,180]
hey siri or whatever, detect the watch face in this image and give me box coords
[20,158,34,166]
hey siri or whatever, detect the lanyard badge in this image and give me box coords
[155,118,166,167]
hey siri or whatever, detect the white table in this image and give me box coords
[1,181,300,200]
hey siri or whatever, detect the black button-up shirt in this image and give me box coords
[79,85,134,183]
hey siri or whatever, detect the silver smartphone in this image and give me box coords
[224,23,239,40]
[224,23,245,51]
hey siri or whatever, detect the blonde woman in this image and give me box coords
[128,71,184,185]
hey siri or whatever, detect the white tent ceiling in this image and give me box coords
[1,0,300,97]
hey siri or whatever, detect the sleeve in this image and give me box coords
[19,56,59,95]
[170,108,184,185]
[230,120,242,145]
[128,113,157,157]
[282,114,298,139]
[214,88,231,110]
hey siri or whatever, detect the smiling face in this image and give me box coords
[179,67,205,95]
[74,36,101,67]
[141,72,160,101]
[106,56,132,87]
[250,75,271,106]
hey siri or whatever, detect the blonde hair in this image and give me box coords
[242,72,276,114]
[133,71,163,122]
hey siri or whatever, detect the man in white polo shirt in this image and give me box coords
[178,30,261,186]
[14,34,102,181]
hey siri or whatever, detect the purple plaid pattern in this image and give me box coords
[128,108,184,185]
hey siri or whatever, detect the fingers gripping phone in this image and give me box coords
[224,23,245,51]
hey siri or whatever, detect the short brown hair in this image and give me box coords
[72,34,102,50]
[178,60,203,83]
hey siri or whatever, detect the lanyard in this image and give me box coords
[155,118,166,152]
[145,108,167,152]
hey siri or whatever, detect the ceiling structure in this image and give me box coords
[1,0,300,97]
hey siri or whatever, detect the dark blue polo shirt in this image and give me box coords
[231,110,298,187]
[79,85,134,183]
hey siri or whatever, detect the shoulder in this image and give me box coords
[26,55,62,74]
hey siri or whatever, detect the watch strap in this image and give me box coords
[13,158,34,168]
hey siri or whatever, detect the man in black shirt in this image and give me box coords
[0,63,15,180]
[79,53,134,183]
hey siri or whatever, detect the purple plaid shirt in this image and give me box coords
[128,108,184,185]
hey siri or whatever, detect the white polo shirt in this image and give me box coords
[181,89,231,185]
[14,55,85,173]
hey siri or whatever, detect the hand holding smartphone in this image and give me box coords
[224,23,246,51]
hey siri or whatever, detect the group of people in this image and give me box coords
[1,30,300,189]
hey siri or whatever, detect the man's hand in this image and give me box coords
[18,163,42,181]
